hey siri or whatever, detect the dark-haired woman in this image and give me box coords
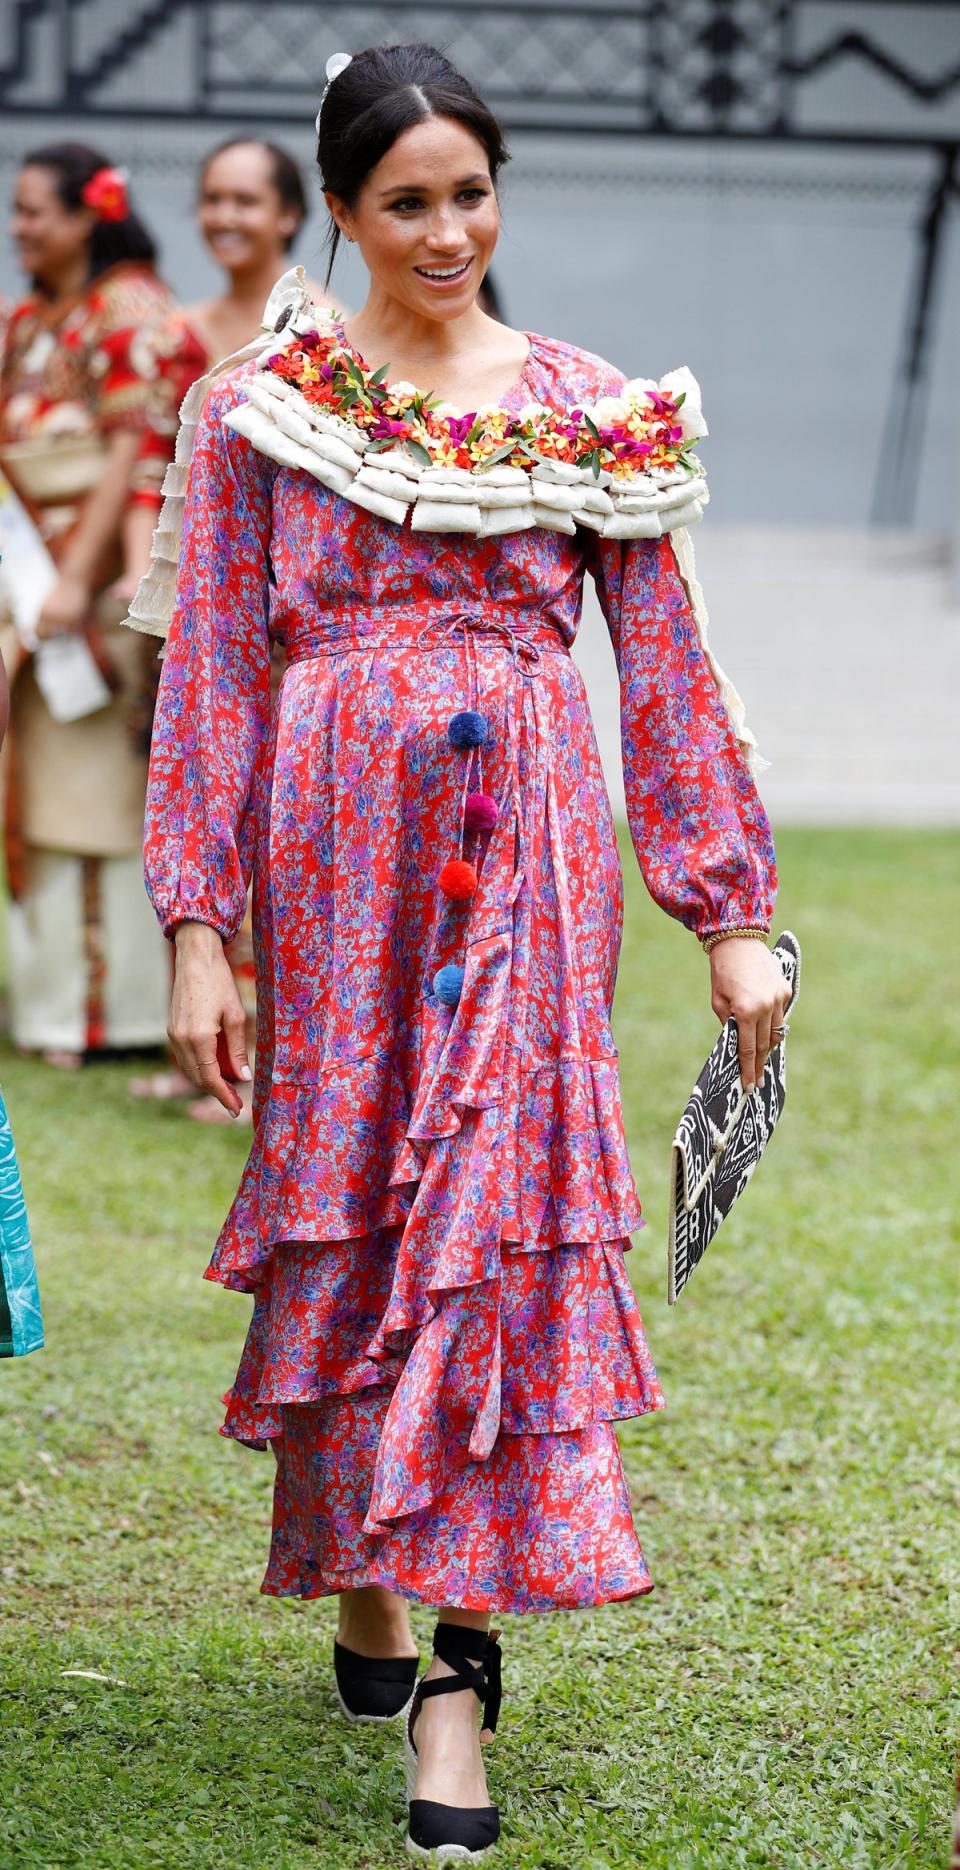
[0,143,191,1064]
[192,139,323,359]
[141,44,787,1861]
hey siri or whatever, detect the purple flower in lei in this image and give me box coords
[446,412,478,447]
[371,415,412,440]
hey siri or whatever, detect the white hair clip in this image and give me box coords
[315,51,353,132]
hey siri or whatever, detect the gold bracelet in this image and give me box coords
[702,927,769,956]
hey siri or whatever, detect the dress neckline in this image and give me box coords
[328,313,536,417]
[15,260,156,334]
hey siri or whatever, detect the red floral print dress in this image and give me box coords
[0,263,196,1056]
[1,262,186,507]
[144,332,776,1613]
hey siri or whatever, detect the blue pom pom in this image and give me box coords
[433,963,465,1008]
[447,710,489,752]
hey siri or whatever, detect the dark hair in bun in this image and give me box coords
[316,42,509,285]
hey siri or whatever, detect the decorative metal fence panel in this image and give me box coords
[0,1,957,143]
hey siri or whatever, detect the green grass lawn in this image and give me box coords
[1,827,958,1870]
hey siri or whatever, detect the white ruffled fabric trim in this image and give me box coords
[124,267,319,642]
[671,525,767,780]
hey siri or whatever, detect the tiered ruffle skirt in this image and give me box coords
[206,609,665,1612]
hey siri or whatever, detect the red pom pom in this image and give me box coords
[464,791,499,833]
[439,858,478,901]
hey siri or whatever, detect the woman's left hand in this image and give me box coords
[709,938,792,1093]
[36,572,91,640]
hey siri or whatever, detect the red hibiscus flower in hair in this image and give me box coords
[81,167,129,224]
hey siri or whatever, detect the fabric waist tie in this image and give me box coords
[284,606,569,982]
[283,606,570,667]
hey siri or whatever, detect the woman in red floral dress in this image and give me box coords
[1,143,194,1065]
[140,43,788,1862]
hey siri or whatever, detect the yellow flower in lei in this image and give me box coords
[608,454,638,482]
[383,383,420,419]
[469,438,504,466]
[478,407,508,439]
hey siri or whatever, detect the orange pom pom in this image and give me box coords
[438,858,478,901]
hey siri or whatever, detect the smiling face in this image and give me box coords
[197,142,299,275]
[326,116,500,322]
[11,165,95,289]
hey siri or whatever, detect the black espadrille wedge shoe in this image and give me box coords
[334,1640,420,1723]
[404,1623,502,1863]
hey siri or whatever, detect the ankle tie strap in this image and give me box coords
[417,1623,503,1741]
[480,1633,502,1742]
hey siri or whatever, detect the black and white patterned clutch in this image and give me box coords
[667,930,801,1305]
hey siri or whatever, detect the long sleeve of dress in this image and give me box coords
[586,530,777,941]
[144,378,273,940]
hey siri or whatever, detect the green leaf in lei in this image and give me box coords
[479,440,526,469]
[583,414,602,446]
[674,391,687,410]
[576,446,602,479]
[405,437,434,468]
[368,363,390,388]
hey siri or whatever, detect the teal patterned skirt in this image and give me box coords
[0,1088,42,1358]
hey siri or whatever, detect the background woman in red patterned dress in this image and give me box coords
[0,144,193,1067]
[143,44,789,1861]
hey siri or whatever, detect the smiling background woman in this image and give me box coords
[139,42,787,1863]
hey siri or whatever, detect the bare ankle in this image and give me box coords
[336,1585,418,1658]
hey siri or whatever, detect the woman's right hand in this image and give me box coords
[170,921,251,1117]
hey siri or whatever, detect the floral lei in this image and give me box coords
[266,318,703,482]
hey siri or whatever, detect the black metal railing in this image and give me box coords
[1,1,956,143]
